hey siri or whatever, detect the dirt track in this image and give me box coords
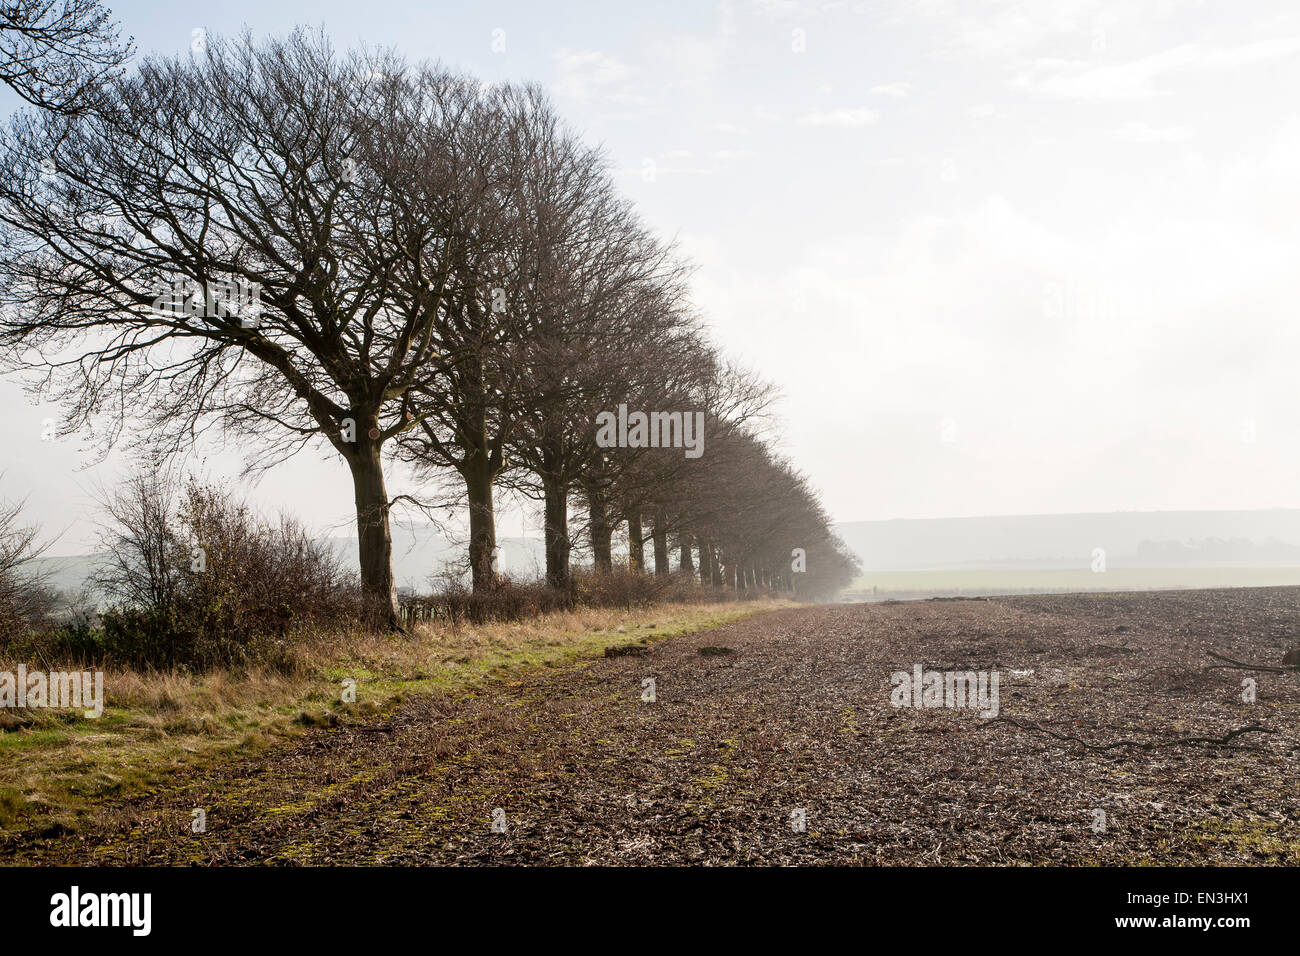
[7,588,1300,865]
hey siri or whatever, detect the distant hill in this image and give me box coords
[29,525,551,603]
[24,552,107,599]
[833,510,1300,571]
[30,509,1300,603]
[328,524,548,590]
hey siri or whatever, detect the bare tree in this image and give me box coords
[666,428,858,598]
[0,482,56,637]
[90,467,180,613]
[578,356,776,576]
[394,83,587,592]
[0,1,133,114]
[0,30,518,628]
[505,196,699,591]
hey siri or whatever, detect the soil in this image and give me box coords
[6,587,1299,865]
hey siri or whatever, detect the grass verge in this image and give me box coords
[0,599,791,840]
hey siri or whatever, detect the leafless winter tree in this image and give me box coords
[0,0,133,114]
[0,484,56,637]
[0,30,525,628]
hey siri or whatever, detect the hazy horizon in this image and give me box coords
[5,0,1300,553]
[32,507,1300,602]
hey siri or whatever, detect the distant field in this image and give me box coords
[846,566,1300,599]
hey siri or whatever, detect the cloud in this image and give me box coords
[552,49,634,101]
[1204,35,1300,68]
[649,34,724,93]
[717,0,740,36]
[1014,36,1300,101]
[870,81,912,97]
[750,0,831,19]
[900,0,1103,60]
[1013,46,1199,101]
[1107,121,1193,143]
[796,107,878,126]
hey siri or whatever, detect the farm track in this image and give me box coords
[6,587,1300,865]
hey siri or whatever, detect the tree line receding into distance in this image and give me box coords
[0,22,858,633]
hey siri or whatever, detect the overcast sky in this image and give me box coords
[4,0,1300,555]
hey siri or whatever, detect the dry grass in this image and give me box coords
[0,599,792,837]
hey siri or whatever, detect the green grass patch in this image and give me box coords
[0,600,789,842]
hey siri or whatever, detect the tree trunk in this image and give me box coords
[679,533,694,578]
[701,539,717,587]
[543,473,571,591]
[463,455,498,592]
[627,509,645,573]
[345,441,402,631]
[652,509,669,578]
[588,493,613,573]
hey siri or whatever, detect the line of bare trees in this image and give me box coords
[0,25,858,630]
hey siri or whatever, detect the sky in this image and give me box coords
[3,0,1300,555]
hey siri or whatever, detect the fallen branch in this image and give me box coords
[1206,651,1299,674]
[985,717,1276,752]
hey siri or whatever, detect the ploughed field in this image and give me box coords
[6,588,1299,865]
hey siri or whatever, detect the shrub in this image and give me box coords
[87,471,359,670]
[0,489,57,648]
[401,564,742,628]
[571,567,666,609]
[413,575,571,626]
[571,567,730,609]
